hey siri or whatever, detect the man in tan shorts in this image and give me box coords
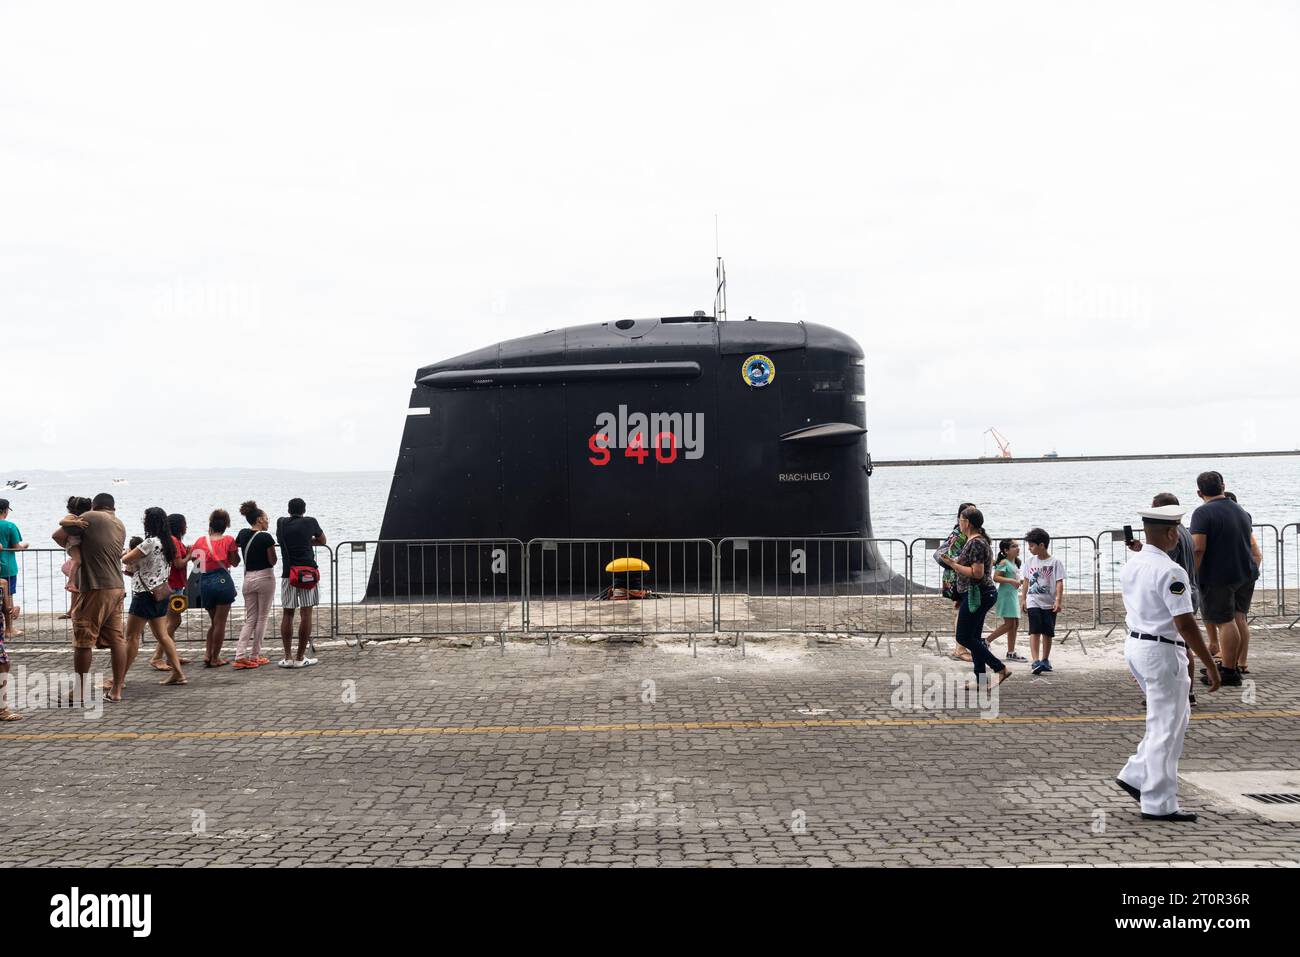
[54,492,125,703]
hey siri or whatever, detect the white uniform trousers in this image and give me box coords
[1119,636,1191,816]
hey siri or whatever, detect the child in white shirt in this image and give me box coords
[1021,527,1065,675]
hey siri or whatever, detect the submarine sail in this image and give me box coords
[371,315,893,595]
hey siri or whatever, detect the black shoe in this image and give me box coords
[1141,811,1198,822]
[1115,778,1141,803]
[1188,693,1197,707]
[1201,667,1241,687]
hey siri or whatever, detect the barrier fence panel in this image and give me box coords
[1028,535,1098,643]
[1097,527,1143,629]
[906,537,952,639]
[1251,524,1282,619]
[5,548,77,646]
[170,544,337,649]
[1282,523,1299,626]
[910,534,1099,649]
[10,524,1296,655]
[1101,524,1284,626]
[334,540,524,645]
[7,545,338,651]
[716,538,909,653]
[525,539,715,641]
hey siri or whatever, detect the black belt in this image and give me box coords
[1130,631,1186,648]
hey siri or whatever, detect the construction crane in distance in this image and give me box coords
[983,427,1013,459]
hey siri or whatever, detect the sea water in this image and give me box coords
[4,455,1297,610]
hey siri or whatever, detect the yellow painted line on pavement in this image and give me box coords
[2,709,1299,744]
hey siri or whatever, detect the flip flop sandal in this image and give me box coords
[0,709,21,721]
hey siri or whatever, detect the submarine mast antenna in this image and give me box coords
[714,215,728,322]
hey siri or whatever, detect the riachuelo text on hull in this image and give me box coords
[371,314,900,597]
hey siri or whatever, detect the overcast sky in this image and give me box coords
[3,0,1297,471]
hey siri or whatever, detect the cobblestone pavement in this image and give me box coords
[3,629,1299,867]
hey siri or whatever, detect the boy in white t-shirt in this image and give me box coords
[1020,527,1065,675]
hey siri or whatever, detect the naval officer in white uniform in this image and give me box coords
[1116,504,1220,821]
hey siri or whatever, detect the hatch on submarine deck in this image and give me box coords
[370,315,899,597]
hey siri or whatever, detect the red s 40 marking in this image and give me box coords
[588,431,681,466]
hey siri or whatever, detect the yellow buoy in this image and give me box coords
[605,557,650,574]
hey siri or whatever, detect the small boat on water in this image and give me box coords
[3,479,26,491]
[1044,449,1059,459]
[112,478,128,486]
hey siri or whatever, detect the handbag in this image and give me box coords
[937,527,965,601]
[934,528,964,568]
[185,570,203,609]
[288,564,320,589]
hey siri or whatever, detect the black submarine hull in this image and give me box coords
[371,317,898,597]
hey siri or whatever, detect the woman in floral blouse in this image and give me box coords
[940,506,1012,687]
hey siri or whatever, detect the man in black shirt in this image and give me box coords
[1189,471,1254,687]
[275,498,326,668]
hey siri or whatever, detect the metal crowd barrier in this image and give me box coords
[525,539,715,653]
[170,544,337,649]
[716,537,909,655]
[906,537,952,650]
[1097,527,1141,632]
[909,534,1099,652]
[334,539,524,649]
[1281,523,1299,627]
[3,548,77,647]
[1251,523,1282,619]
[9,527,1298,654]
[1099,523,1285,630]
[5,545,337,651]
[1013,534,1098,653]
